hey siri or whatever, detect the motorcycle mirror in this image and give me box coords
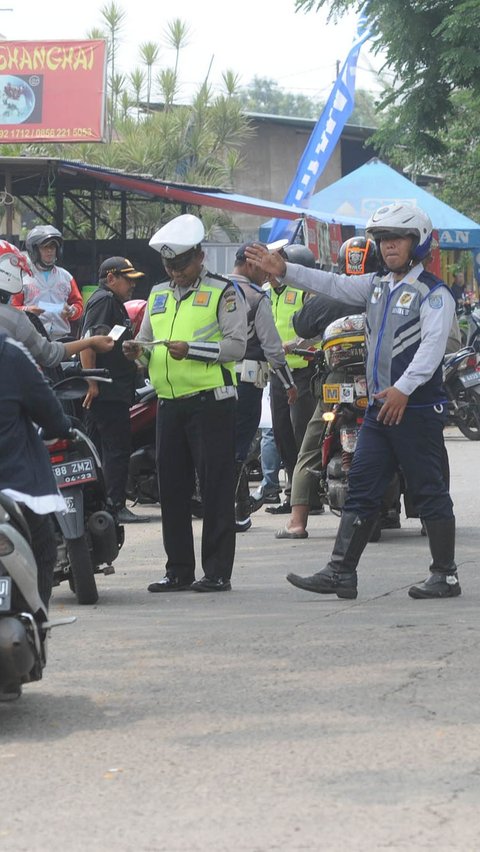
[51,377,90,400]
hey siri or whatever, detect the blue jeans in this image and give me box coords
[258,427,282,494]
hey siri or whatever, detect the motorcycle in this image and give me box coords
[47,369,125,605]
[443,345,480,440]
[0,493,75,701]
[458,301,480,351]
[127,379,158,504]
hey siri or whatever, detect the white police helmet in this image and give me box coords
[149,214,205,261]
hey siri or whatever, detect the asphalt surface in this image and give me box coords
[1,429,479,852]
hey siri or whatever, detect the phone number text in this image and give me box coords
[0,127,96,139]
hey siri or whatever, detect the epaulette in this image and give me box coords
[207,271,246,301]
[206,271,234,286]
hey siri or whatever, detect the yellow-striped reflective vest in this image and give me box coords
[147,278,236,399]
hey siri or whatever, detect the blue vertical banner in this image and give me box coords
[267,12,372,243]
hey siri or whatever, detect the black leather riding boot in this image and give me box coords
[286,511,378,600]
[409,517,461,599]
[235,462,252,531]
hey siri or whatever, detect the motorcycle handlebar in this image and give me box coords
[62,364,111,379]
[291,348,324,361]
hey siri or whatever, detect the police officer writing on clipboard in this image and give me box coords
[123,214,247,593]
[246,203,460,601]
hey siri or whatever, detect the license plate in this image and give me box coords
[0,576,12,612]
[52,457,97,488]
[459,371,480,388]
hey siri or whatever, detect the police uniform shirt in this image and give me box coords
[281,261,455,399]
[138,267,247,366]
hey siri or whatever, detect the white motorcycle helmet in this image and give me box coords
[0,240,31,300]
[366,203,433,261]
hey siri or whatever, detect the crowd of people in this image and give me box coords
[0,201,470,606]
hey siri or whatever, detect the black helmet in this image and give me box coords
[26,225,63,269]
[338,237,378,275]
[284,243,316,268]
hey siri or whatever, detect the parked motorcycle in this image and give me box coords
[0,493,75,701]
[127,380,158,504]
[443,345,480,440]
[47,369,125,605]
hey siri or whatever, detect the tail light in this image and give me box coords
[47,438,71,465]
[47,439,70,453]
[466,354,478,370]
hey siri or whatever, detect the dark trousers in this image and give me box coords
[84,399,131,509]
[270,366,316,486]
[23,509,57,610]
[235,381,263,462]
[156,393,236,583]
[345,405,454,521]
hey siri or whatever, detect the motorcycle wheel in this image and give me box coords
[67,536,99,605]
[456,390,480,441]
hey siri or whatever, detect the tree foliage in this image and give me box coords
[372,88,480,222]
[237,76,324,119]
[294,0,480,154]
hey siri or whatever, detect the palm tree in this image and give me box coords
[164,19,189,80]
[128,68,146,120]
[139,42,160,112]
[100,1,127,140]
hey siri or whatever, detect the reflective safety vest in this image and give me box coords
[269,285,315,369]
[147,279,236,399]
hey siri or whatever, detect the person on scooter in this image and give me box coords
[123,214,247,592]
[0,242,114,368]
[0,247,74,611]
[12,225,83,340]
[246,203,459,600]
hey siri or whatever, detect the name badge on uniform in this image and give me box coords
[396,291,415,309]
[152,293,169,314]
[371,284,382,304]
[193,291,211,307]
[285,291,297,305]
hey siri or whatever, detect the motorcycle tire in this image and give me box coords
[67,536,99,605]
[456,390,480,441]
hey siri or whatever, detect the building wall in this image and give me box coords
[228,115,375,241]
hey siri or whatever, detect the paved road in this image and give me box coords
[1,430,479,851]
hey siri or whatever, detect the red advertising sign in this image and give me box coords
[0,40,107,144]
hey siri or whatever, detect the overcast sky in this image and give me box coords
[5,0,386,104]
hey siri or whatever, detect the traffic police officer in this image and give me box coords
[266,243,320,514]
[124,214,247,592]
[246,203,460,601]
[229,243,296,532]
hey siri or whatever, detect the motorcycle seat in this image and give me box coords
[0,493,32,545]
